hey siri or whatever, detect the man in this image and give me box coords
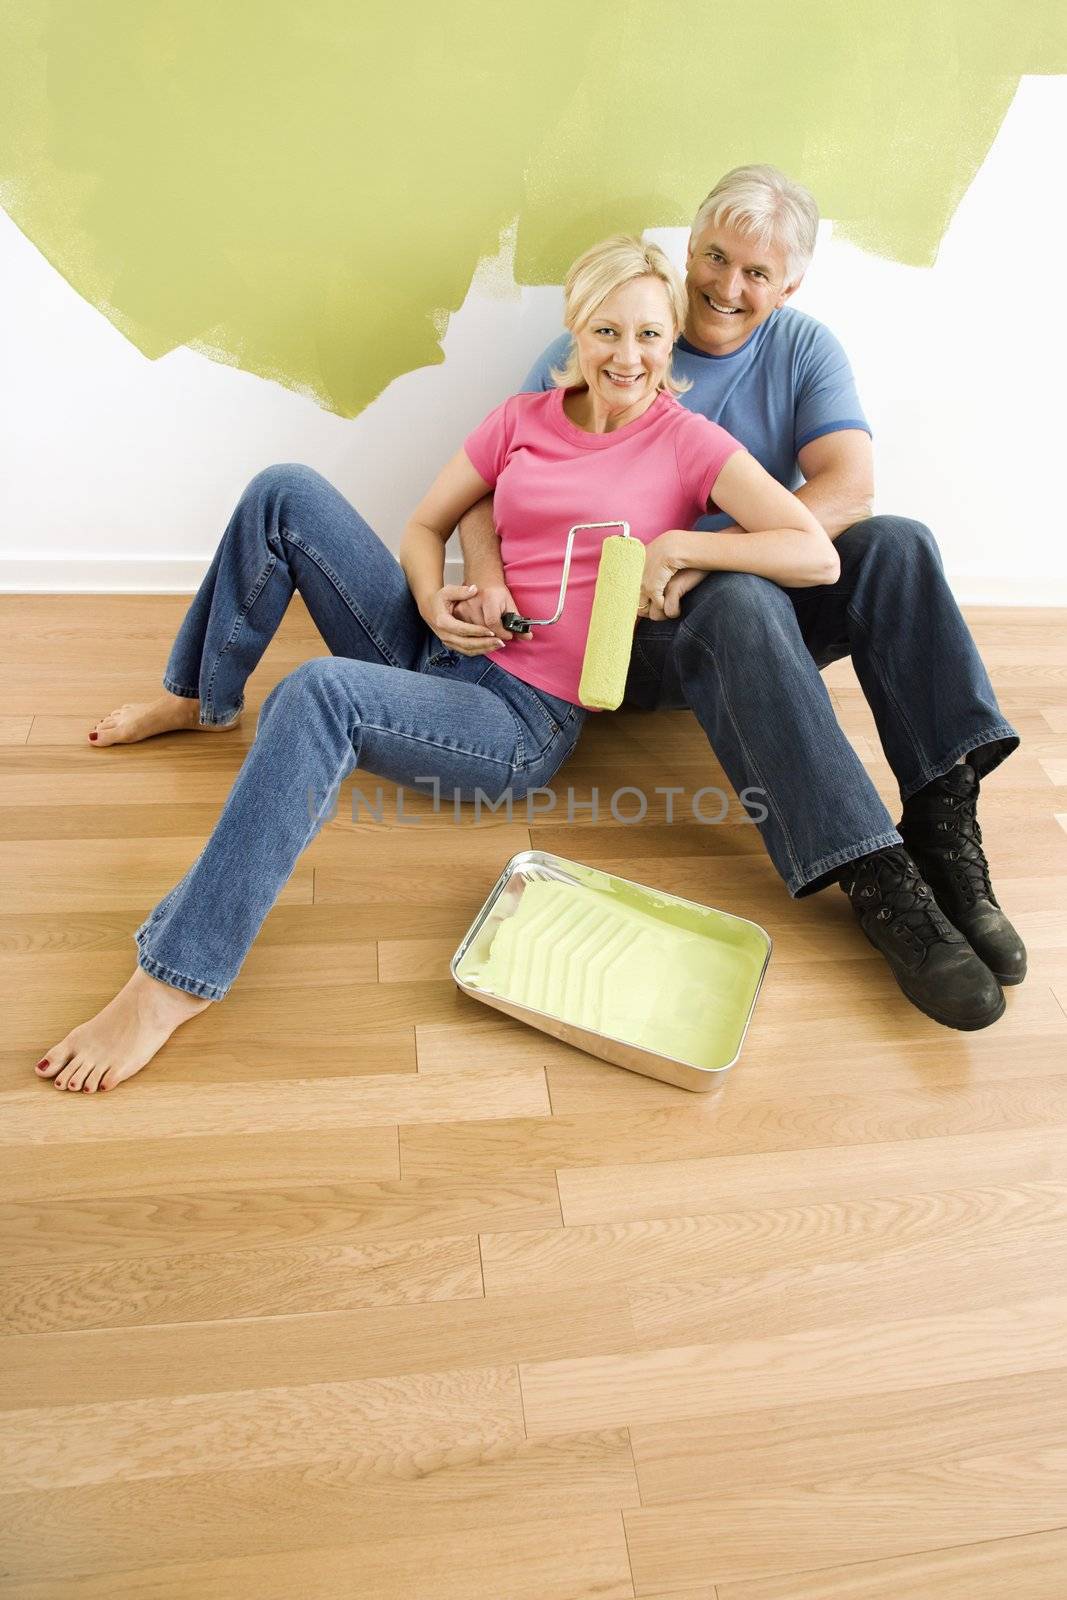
[455,163,1024,1032]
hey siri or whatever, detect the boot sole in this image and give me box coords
[858,924,1007,1031]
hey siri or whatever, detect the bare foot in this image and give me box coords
[89,691,242,746]
[35,966,212,1093]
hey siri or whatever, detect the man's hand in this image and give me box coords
[420,584,507,658]
[452,582,520,643]
[658,565,708,618]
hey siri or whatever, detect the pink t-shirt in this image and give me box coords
[463,387,745,708]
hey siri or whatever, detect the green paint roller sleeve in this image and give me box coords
[578,534,646,711]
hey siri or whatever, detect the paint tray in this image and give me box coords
[451,850,771,1092]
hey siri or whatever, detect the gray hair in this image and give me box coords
[690,164,819,287]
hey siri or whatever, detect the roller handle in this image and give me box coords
[501,611,532,636]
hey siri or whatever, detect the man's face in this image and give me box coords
[685,219,800,355]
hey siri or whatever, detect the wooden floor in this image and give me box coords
[2,595,1066,1599]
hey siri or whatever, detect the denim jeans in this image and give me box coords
[622,515,1019,897]
[134,465,586,1000]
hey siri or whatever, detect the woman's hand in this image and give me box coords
[452,582,519,644]
[420,584,507,658]
[639,532,690,621]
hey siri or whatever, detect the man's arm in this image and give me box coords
[793,428,874,538]
[458,494,505,586]
[659,428,873,614]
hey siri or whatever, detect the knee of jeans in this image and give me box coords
[263,658,353,725]
[858,514,941,570]
[244,462,330,508]
[681,570,790,644]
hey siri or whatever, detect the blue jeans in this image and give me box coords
[623,515,1019,897]
[133,465,586,1000]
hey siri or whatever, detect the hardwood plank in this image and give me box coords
[0,1430,638,1585]
[546,1032,1067,1115]
[518,1294,1067,1437]
[555,1125,1067,1226]
[626,1459,1067,1592]
[0,1285,636,1410]
[0,836,314,913]
[401,1076,1067,1181]
[1,1029,416,1092]
[0,1512,636,1599]
[10,973,492,1055]
[0,939,379,991]
[0,1233,484,1334]
[0,1364,526,1491]
[1,1168,562,1265]
[630,1367,1067,1503]
[484,1171,1067,1309]
[2,1064,550,1145]
[715,1526,1067,1599]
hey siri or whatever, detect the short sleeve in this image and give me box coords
[793,323,871,453]
[521,332,571,393]
[674,412,747,512]
[462,397,516,486]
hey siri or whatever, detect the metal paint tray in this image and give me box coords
[450,850,771,1093]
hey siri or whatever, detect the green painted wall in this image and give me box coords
[1,2,1063,416]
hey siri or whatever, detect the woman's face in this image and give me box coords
[573,275,676,416]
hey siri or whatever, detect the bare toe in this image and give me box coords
[82,1062,109,1093]
[54,1056,83,1090]
[36,1049,70,1081]
[66,1059,95,1091]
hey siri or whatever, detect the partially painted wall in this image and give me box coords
[2,1,1064,417]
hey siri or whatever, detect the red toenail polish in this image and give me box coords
[37,1059,49,1069]
[89,732,98,741]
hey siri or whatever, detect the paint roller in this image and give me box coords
[500,520,645,711]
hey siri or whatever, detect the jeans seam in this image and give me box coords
[844,597,931,788]
[359,717,524,775]
[281,527,409,671]
[199,552,278,719]
[678,619,805,885]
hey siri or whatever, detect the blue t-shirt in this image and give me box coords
[522,307,870,531]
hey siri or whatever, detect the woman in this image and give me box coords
[36,236,833,1093]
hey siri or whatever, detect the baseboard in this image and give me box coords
[1,557,1065,609]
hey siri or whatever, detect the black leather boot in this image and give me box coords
[899,761,1026,985]
[839,846,1005,1030]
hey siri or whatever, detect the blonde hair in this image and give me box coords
[691,164,819,287]
[550,234,691,396]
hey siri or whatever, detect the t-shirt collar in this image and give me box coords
[548,385,673,449]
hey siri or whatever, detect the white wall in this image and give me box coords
[1,76,1063,604]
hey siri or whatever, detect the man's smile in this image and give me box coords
[703,293,743,315]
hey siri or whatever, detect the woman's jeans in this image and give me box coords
[622,515,1019,897]
[133,465,586,1001]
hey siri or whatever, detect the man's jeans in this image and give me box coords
[133,465,585,1001]
[623,515,1019,897]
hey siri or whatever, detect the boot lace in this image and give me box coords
[939,793,995,906]
[846,850,955,955]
